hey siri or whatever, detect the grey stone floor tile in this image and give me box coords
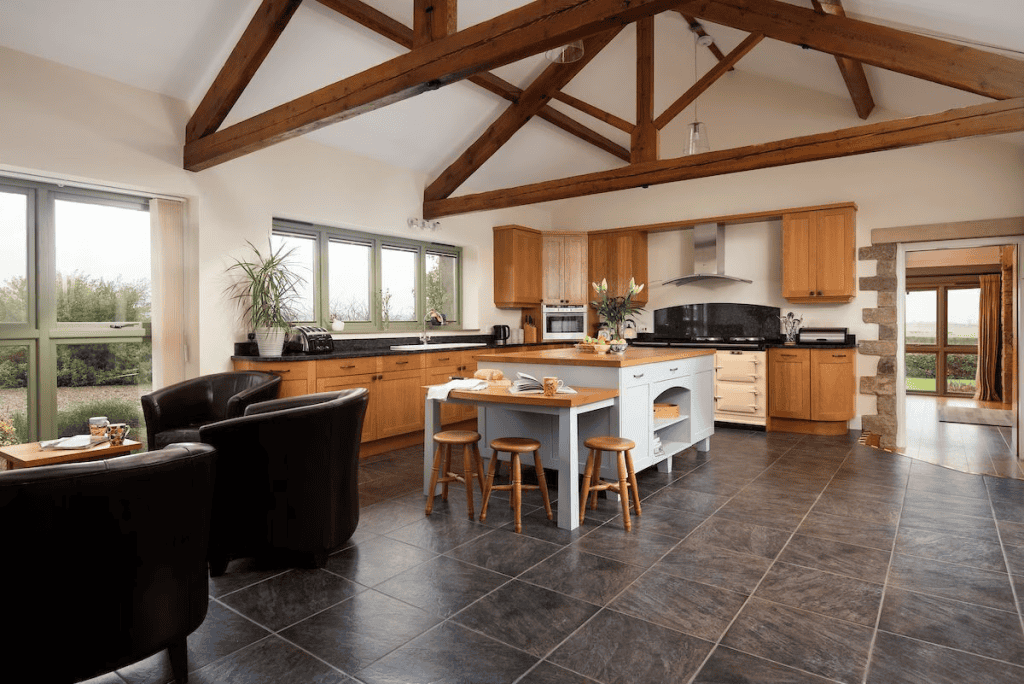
[517,661,600,683]
[573,522,680,568]
[867,630,1024,684]
[999,519,1024,546]
[373,555,508,618]
[219,568,365,632]
[812,490,901,526]
[888,553,1017,612]
[655,536,772,594]
[755,562,884,626]
[325,535,437,587]
[797,510,897,551]
[445,526,562,576]
[894,526,1007,573]
[519,545,645,606]
[693,646,840,684]
[605,501,708,539]
[691,515,793,559]
[642,485,731,516]
[900,507,1001,544]
[188,635,352,683]
[776,534,892,584]
[609,570,747,640]
[384,511,492,553]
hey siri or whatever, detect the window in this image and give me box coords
[905,283,980,396]
[0,178,154,447]
[273,219,462,332]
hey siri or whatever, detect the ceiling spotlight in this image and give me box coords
[696,34,714,47]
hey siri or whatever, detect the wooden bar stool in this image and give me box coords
[425,430,487,520]
[579,436,642,531]
[480,437,553,533]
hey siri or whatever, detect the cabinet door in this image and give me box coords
[235,360,313,398]
[542,235,565,304]
[493,226,542,307]
[768,348,810,420]
[424,367,465,426]
[563,234,589,305]
[811,349,856,421]
[619,383,650,470]
[376,369,426,438]
[814,209,855,299]
[782,213,814,299]
[318,373,378,442]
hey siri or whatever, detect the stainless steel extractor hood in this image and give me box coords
[665,222,752,285]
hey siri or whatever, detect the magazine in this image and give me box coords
[508,372,577,394]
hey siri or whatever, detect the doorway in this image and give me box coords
[897,238,1021,468]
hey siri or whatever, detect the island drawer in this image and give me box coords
[622,358,702,387]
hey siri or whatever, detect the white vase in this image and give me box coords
[255,327,287,356]
[331,320,345,332]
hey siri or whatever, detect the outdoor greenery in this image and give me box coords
[9,399,145,446]
[425,262,452,322]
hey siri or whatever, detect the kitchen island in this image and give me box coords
[425,346,715,530]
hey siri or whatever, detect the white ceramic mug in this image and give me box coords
[89,416,109,438]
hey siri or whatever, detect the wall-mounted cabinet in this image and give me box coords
[493,225,542,308]
[782,207,856,303]
[768,347,856,435]
[542,233,589,305]
[588,229,649,304]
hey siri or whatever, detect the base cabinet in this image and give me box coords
[768,347,856,435]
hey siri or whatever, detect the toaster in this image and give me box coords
[295,326,334,354]
[797,327,849,344]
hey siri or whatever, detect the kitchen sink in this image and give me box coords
[389,342,488,351]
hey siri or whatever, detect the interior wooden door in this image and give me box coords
[769,348,810,419]
[811,349,856,421]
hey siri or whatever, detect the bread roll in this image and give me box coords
[474,368,504,381]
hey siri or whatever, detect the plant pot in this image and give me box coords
[255,327,287,357]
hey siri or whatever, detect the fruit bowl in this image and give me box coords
[609,342,628,353]
[575,342,610,354]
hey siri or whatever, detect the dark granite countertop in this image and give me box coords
[231,338,562,362]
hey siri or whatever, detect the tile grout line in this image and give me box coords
[985,475,1024,641]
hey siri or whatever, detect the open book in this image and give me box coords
[508,372,577,394]
[40,435,108,450]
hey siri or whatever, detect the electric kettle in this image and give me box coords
[492,324,511,345]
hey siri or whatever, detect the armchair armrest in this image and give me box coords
[141,378,216,446]
[225,374,282,418]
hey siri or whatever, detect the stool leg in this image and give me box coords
[511,453,523,533]
[479,449,501,522]
[441,444,452,501]
[580,449,596,525]
[426,442,445,515]
[473,442,487,500]
[590,451,603,510]
[625,449,642,516]
[533,450,553,521]
[616,450,632,531]
[463,444,476,520]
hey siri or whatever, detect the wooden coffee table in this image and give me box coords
[0,439,143,470]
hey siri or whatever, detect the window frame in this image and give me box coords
[273,219,463,333]
[905,279,981,397]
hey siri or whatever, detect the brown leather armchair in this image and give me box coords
[0,443,217,684]
[199,389,369,575]
[141,371,281,449]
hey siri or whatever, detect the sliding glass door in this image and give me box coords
[905,284,980,396]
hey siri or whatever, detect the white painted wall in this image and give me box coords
[0,47,549,377]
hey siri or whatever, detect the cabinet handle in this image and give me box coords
[833,354,848,358]
[269,369,291,374]
[438,357,450,362]
[395,361,409,365]
[780,354,798,358]
[340,364,356,369]
[808,291,814,296]
[817,291,822,296]
[633,373,645,379]
[669,367,679,372]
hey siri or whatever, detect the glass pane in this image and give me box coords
[55,199,150,323]
[270,232,315,322]
[425,252,458,323]
[328,239,371,322]
[381,246,416,323]
[947,288,980,346]
[946,353,978,395]
[56,341,151,449]
[0,191,29,324]
[905,290,937,345]
[905,352,936,392]
[0,345,29,448]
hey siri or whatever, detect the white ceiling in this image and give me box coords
[2,0,1021,195]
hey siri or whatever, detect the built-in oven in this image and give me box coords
[542,304,587,340]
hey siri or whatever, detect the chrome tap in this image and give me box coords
[420,313,432,345]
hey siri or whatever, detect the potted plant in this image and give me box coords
[227,240,303,357]
[590,277,645,342]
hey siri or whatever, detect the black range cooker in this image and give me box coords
[633,303,783,351]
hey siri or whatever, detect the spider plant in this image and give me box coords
[227,241,303,354]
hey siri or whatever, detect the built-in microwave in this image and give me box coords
[542,304,587,340]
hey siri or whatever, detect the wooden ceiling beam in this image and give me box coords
[550,91,634,134]
[687,0,1024,100]
[185,0,302,143]
[655,32,762,130]
[422,97,1024,218]
[632,16,658,163]
[425,28,623,201]
[811,0,874,119]
[413,0,457,47]
[315,0,628,161]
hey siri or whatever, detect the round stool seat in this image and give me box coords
[434,430,481,445]
[584,436,636,452]
[490,437,541,453]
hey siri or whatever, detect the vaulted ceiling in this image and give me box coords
[3,1,1022,217]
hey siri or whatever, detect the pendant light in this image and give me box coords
[544,39,584,64]
[687,34,711,155]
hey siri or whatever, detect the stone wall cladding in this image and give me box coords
[859,242,899,448]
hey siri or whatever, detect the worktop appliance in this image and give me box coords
[542,304,586,341]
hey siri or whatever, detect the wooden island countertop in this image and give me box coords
[476,346,714,368]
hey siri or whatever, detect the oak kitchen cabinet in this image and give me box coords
[588,229,649,306]
[768,347,856,435]
[542,232,589,305]
[782,206,856,303]
[493,225,542,308]
[233,358,316,398]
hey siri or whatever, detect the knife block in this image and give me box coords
[523,323,537,344]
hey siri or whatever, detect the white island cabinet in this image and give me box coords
[475,347,715,477]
